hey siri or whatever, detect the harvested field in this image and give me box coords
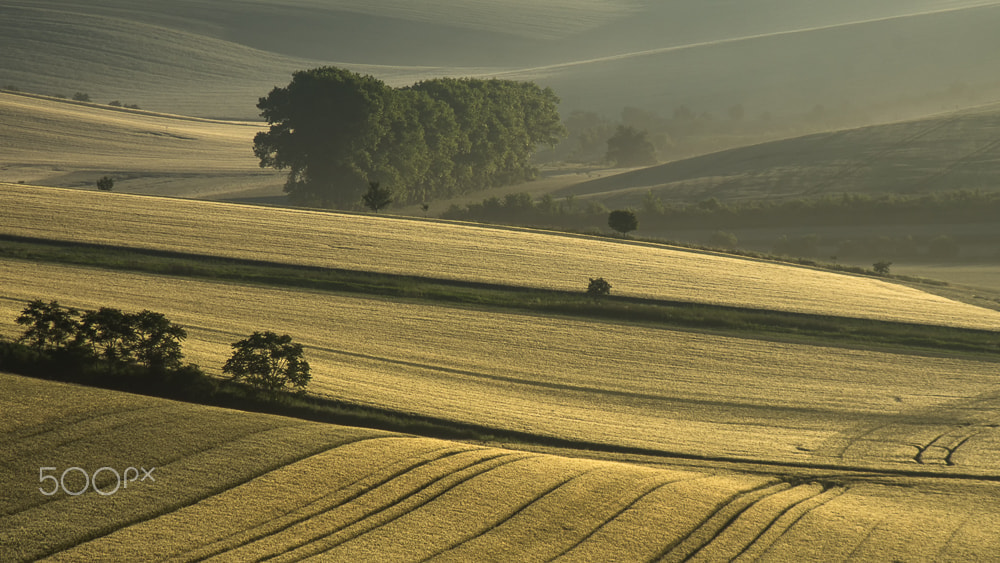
[3,373,1000,562]
[4,184,1000,329]
[2,259,999,472]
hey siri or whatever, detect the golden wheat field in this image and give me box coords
[4,184,1000,329]
[2,258,999,473]
[3,372,999,562]
[0,93,282,197]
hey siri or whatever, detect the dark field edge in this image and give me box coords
[1,234,998,358]
[2,350,999,485]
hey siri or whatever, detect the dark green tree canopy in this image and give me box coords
[254,67,566,208]
[608,209,639,236]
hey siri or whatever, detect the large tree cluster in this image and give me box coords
[253,67,566,208]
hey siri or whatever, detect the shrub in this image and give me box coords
[96,176,114,191]
[587,277,612,298]
[72,92,91,102]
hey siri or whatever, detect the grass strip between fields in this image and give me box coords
[2,234,998,357]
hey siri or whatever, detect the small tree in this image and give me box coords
[362,180,393,213]
[16,300,79,350]
[587,277,612,298]
[608,209,639,237]
[873,260,892,276]
[72,92,91,102]
[96,176,114,191]
[223,332,311,392]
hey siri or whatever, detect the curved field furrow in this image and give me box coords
[736,486,846,562]
[7,374,1000,561]
[55,438,474,562]
[545,473,689,561]
[554,475,777,562]
[686,483,826,562]
[426,465,697,562]
[0,375,383,562]
[229,453,537,562]
[4,184,1000,329]
[657,482,792,562]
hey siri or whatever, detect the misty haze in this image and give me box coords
[3,2,1000,561]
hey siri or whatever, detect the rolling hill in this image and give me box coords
[2,185,1000,473]
[4,373,1000,561]
[3,0,1000,120]
[557,102,1000,206]
[4,184,1000,328]
[0,91,283,198]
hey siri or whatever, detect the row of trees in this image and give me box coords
[254,67,567,208]
[12,300,310,393]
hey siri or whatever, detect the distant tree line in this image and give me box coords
[444,189,1000,231]
[254,66,567,208]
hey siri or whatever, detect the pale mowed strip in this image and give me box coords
[3,184,1000,329]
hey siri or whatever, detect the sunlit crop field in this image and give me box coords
[3,259,999,474]
[4,184,1000,330]
[4,373,1000,562]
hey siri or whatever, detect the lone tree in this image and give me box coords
[362,180,393,213]
[96,176,114,191]
[608,209,639,237]
[223,331,311,393]
[606,125,656,167]
[587,277,612,298]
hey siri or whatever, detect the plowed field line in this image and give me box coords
[2,415,300,520]
[0,403,160,443]
[23,432,379,561]
[685,483,825,562]
[737,486,846,561]
[171,445,477,562]
[655,482,790,562]
[724,483,826,560]
[265,454,535,562]
[546,474,703,562]
[420,469,592,561]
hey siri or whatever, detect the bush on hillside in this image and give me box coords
[587,277,612,298]
[96,176,114,191]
